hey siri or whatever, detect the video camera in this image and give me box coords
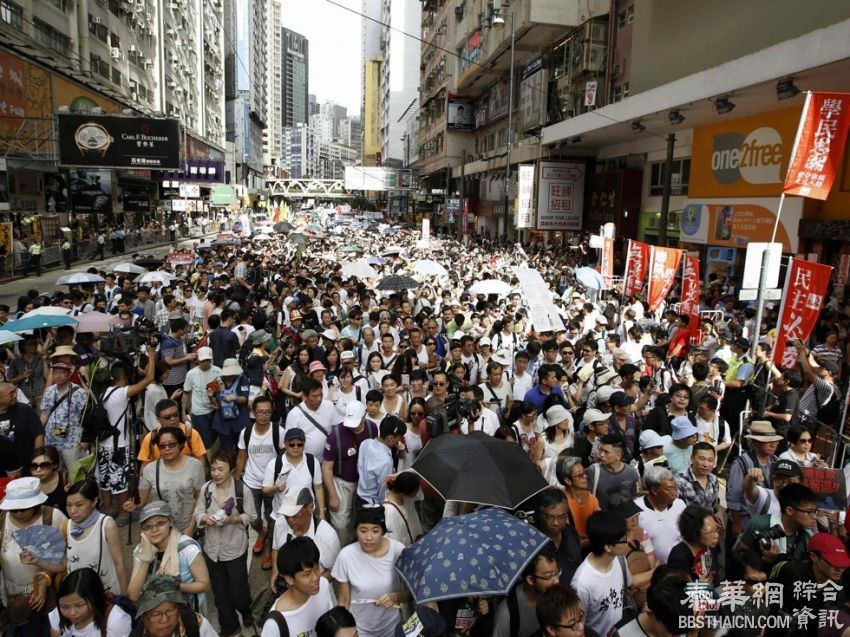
[425,394,480,438]
[100,317,161,358]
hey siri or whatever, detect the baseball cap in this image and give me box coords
[289,310,303,321]
[772,459,803,478]
[340,350,355,362]
[809,532,850,567]
[284,427,306,442]
[279,487,314,517]
[196,346,213,361]
[479,337,492,347]
[595,315,608,325]
[819,360,840,376]
[321,329,338,341]
[733,336,751,350]
[613,348,630,360]
[581,408,609,428]
[343,401,366,428]
[596,386,618,405]
[671,416,699,441]
[639,429,666,450]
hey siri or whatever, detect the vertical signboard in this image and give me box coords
[536,162,585,231]
[516,164,535,229]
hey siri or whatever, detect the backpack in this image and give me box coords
[242,423,282,456]
[101,594,139,637]
[273,453,316,484]
[202,479,246,516]
[81,387,127,446]
[265,611,291,637]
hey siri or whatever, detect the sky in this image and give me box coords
[281,0,363,116]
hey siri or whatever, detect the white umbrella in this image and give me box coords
[0,332,23,345]
[56,272,104,285]
[468,279,513,297]
[341,259,378,280]
[21,307,71,319]
[136,271,175,285]
[108,262,146,275]
[253,233,273,241]
[74,311,122,333]
[412,259,448,277]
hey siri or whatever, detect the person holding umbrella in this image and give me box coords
[492,543,560,637]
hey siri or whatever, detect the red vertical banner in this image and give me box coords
[783,92,850,200]
[601,236,614,289]
[773,258,834,366]
[623,240,651,298]
[647,246,684,312]
[680,255,701,338]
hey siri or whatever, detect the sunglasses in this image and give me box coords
[157,441,180,450]
[29,461,55,471]
[286,441,304,448]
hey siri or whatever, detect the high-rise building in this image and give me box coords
[309,94,320,116]
[263,0,283,167]
[339,117,363,155]
[282,27,309,126]
[360,0,382,164]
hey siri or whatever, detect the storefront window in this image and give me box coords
[649,158,690,196]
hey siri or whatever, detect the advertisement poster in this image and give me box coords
[122,194,151,213]
[447,98,473,130]
[44,172,68,213]
[58,114,181,169]
[70,169,112,213]
[516,164,535,229]
[647,246,684,312]
[704,246,737,284]
[536,162,585,231]
[38,215,61,246]
[0,51,52,154]
[773,258,833,365]
[518,56,547,131]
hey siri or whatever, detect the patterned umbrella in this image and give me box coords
[395,507,550,603]
[376,274,419,291]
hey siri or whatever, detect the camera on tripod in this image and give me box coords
[100,317,160,357]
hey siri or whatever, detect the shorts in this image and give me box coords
[96,445,131,494]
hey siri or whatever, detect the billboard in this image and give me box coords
[536,162,585,230]
[69,169,112,213]
[58,114,181,169]
[344,167,414,191]
[447,98,473,130]
[518,57,547,131]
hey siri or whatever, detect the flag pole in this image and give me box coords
[771,91,812,244]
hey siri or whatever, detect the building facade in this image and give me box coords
[282,27,309,127]
[263,0,283,168]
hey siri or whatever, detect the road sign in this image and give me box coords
[742,242,782,290]
[739,288,782,301]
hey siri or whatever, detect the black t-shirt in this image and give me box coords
[667,541,720,587]
[0,403,42,466]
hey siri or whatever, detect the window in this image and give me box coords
[617,11,626,28]
[111,67,122,86]
[89,54,110,79]
[649,158,690,196]
[34,19,70,55]
[0,0,22,28]
[622,82,630,99]
[613,85,622,102]
[88,16,108,42]
[627,5,634,22]
[48,0,68,11]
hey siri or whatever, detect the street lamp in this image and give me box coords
[493,5,515,242]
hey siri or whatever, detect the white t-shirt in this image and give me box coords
[746,485,780,517]
[261,578,335,637]
[271,518,340,572]
[183,365,222,415]
[285,401,337,458]
[479,381,511,418]
[512,372,533,402]
[383,498,422,547]
[459,409,501,435]
[331,539,405,637]
[238,424,286,490]
[635,496,687,564]
[49,605,132,637]
[333,387,365,421]
[262,453,322,520]
[101,386,131,449]
[571,556,632,637]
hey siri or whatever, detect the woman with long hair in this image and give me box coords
[279,345,311,407]
[65,479,129,595]
[49,568,132,637]
[29,446,66,513]
[365,351,388,391]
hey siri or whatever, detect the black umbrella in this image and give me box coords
[133,257,163,269]
[273,221,293,233]
[376,274,419,291]
[288,233,307,246]
[409,432,549,509]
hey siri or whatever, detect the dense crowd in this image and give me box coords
[0,211,847,637]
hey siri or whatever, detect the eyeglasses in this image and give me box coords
[254,409,273,415]
[29,462,55,471]
[793,507,818,517]
[433,381,446,386]
[146,607,179,622]
[142,519,170,532]
[158,441,180,450]
[540,512,569,523]
[531,567,562,581]
[571,471,588,479]
[561,351,574,356]
[798,437,812,443]
[701,529,721,537]
[159,412,180,421]
[552,611,585,632]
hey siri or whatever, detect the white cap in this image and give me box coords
[196,346,213,361]
[479,336,492,346]
[321,329,338,341]
[343,401,366,428]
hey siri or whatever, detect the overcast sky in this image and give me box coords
[281,0,363,115]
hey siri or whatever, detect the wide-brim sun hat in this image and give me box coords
[0,477,47,510]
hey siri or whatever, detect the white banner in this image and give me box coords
[516,164,535,229]
[512,266,566,333]
[536,162,585,231]
[179,183,200,198]
[422,218,430,242]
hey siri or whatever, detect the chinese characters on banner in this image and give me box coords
[801,466,847,509]
[773,258,833,365]
[600,237,614,289]
[623,240,650,298]
[647,246,684,312]
[680,255,701,336]
[536,162,585,231]
[516,164,535,229]
[783,92,850,200]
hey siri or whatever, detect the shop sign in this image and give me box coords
[211,185,236,205]
[516,164,534,229]
[58,114,181,169]
[179,184,201,198]
[123,194,151,212]
[680,197,802,253]
[536,162,585,231]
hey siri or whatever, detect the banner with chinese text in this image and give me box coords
[623,240,650,298]
[680,255,701,336]
[783,92,850,200]
[647,246,683,312]
[600,237,614,289]
[516,164,535,228]
[773,258,833,365]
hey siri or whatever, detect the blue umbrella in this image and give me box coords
[381,226,399,234]
[1,315,78,332]
[574,266,605,290]
[395,508,550,603]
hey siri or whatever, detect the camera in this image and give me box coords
[753,524,785,551]
[425,395,479,438]
[100,317,160,357]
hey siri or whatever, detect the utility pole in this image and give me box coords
[658,133,675,246]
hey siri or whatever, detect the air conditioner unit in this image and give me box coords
[454,4,463,18]
[130,91,138,100]
[110,47,121,59]
[92,16,103,24]
[129,44,137,52]
[144,59,153,67]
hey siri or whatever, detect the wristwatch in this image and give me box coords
[74,122,113,157]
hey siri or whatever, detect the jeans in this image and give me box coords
[205,551,252,635]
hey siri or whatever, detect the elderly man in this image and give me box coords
[635,465,687,564]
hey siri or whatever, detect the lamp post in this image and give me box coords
[494,5,515,243]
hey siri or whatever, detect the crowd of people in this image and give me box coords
[0,211,847,637]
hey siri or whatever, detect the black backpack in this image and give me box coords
[81,387,127,445]
[242,424,282,456]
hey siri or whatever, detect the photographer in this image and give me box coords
[457,386,499,435]
[737,482,818,565]
[793,338,842,429]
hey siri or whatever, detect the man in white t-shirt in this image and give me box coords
[261,536,334,637]
[479,360,512,422]
[634,465,687,564]
[236,395,286,571]
[270,488,340,592]
[181,347,221,447]
[512,351,533,401]
[99,351,155,522]
[263,428,324,529]
[285,378,336,458]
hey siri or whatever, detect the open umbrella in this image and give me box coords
[20,307,70,319]
[108,262,146,275]
[468,279,513,297]
[409,432,549,509]
[1,314,78,332]
[382,246,404,257]
[0,332,23,345]
[307,224,323,233]
[381,226,399,234]
[196,243,213,251]
[288,233,307,246]
[341,259,378,280]
[377,274,419,292]
[74,311,122,333]
[133,257,164,269]
[367,256,386,266]
[252,233,273,242]
[340,245,362,253]
[574,266,605,290]
[412,259,448,277]
[56,272,104,285]
[136,271,175,285]
[273,221,293,233]
[396,508,550,603]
